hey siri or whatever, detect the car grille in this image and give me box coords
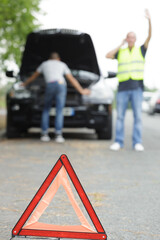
[31,88,81,109]
[66,92,81,106]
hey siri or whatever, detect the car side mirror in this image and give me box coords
[104,72,117,79]
[6,70,15,78]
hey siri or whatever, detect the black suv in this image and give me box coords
[6,29,113,139]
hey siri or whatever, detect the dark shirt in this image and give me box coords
[115,45,147,92]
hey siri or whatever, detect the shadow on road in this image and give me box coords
[0,128,99,141]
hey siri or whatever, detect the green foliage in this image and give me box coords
[0,0,41,70]
[0,82,16,108]
[0,84,9,108]
[0,95,6,108]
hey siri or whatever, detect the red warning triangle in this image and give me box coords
[11,154,107,240]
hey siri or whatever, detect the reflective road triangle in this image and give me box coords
[11,154,107,240]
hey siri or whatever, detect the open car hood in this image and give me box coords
[20,29,101,78]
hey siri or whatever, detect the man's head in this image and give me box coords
[126,32,136,49]
[50,52,61,60]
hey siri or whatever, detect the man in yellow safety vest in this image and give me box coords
[106,9,152,151]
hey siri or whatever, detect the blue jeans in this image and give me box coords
[115,87,143,147]
[41,82,67,134]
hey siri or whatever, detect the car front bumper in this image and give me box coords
[7,97,112,130]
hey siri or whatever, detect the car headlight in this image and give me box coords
[9,82,31,99]
[82,77,114,104]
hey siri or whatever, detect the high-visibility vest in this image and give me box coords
[117,47,145,82]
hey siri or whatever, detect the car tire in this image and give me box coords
[148,109,155,115]
[7,121,29,138]
[6,124,20,138]
[7,124,28,138]
[6,114,23,138]
[96,113,112,140]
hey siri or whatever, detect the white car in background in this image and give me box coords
[148,90,160,115]
[142,91,154,113]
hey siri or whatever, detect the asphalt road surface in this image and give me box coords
[0,111,160,240]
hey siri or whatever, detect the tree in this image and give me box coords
[0,0,42,71]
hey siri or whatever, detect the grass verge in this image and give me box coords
[0,115,6,130]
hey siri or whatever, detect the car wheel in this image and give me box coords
[6,114,26,138]
[96,113,112,140]
[6,124,20,138]
[148,109,155,115]
[7,124,28,138]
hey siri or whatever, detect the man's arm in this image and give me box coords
[22,71,40,87]
[65,74,90,95]
[144,9,152,49]
[105,39,126,59]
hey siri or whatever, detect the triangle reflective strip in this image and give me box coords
[24,166,94,232]
[11,154,107,240]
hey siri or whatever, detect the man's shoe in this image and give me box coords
[134,143,144,152]
[40,134,50,142]
[110,142,121,151]
[55,134,65,143]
